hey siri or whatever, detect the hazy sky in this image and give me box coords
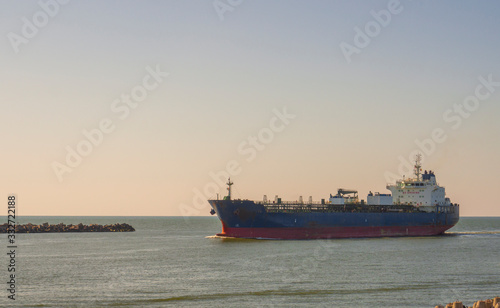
[1,0,499,216]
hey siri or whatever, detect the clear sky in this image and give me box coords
[1,0,499,216]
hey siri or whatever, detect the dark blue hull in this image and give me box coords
[208,199,459,239]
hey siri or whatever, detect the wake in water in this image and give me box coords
[205,235,263,241]
[208,232,500,239]
[206,235,233,239]
[445,231,500,235]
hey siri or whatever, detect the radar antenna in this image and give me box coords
[414,154,422,181]
[226,178,234,200]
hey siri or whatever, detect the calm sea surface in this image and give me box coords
[3,216,499,307]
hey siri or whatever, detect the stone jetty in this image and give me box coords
[0,222,135,233]
[436,296,500,308]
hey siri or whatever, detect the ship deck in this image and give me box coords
[256,202,458,214]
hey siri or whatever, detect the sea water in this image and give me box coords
[3,216,499,307]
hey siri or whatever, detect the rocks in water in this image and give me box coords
[439,297,500,308]
[0,222,135,233]
[441,302,463,308]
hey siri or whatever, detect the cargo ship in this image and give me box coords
[208,155,459,239]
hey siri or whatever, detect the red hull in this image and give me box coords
[218,224,454,239]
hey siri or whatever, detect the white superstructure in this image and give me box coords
[329,189,358,205]
[325,154,454,211]
[367,192,392,205]
[385,154,451,207]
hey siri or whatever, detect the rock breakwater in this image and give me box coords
[0,222,135,233]
[436,296,500,308]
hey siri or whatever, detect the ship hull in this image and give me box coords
[208,200,459,240]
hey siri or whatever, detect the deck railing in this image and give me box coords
[256,202,459,214]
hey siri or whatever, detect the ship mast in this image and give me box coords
[414,154,422,181]
[226,178,234,200]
